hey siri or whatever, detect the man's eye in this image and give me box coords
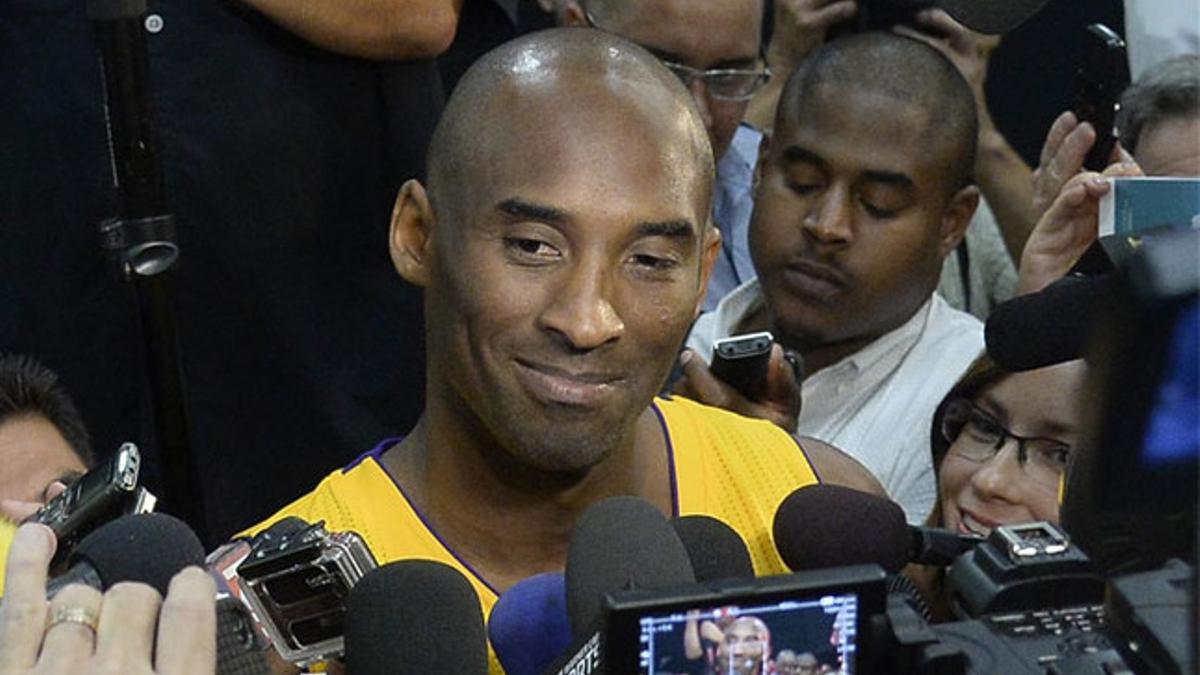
[860,199,899,219]
[1042,445,1071,468]
[504,237,559,259]
[787,181,820,196]
[631,254,679,270]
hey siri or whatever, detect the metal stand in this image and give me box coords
[89,0,208,543]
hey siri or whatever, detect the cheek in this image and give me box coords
[938,455,974,502]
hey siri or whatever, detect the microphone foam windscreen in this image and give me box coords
[344,560,487,675]
[772,484,909,574]
[72,513,204,595]
[672,515,755,582]
[937,0,1049,34]
[565,497,695,637]
[985,274,1114,371]
[488,573,572,675]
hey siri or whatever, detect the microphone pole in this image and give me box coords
[88,0,207,543]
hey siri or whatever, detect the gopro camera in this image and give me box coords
[237,520,378,666]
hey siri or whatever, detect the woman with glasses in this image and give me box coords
[912,352,1086,619]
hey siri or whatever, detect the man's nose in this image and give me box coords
[539,263,625,350]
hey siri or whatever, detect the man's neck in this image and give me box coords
[736,302,874,375]
[379,401,672,593]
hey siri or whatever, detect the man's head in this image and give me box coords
[0,355,92,504]
[714,615,771,674]
[391,29,719,473]
[561,0,767,161]
[1117,54,1200,176]
[750,32,979,362]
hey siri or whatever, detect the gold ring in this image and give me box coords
[47,606,99,635]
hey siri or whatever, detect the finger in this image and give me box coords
[93,582,162,669]
[1039,111,1079,168]
[1101,161,1143,179]
[764,347,802,433]
[0,524,55,668]
[43,482,69,503]
[154,567,216,675]
[1044,123,1096,196]
[677,350,738,410]
[912,7,961,38]
[893,25,945,53]
[0,499,43,524]
[1113,142,1135,165]
[41,583,103,673]
[808,0,856,28]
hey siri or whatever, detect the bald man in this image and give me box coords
[239,28,880,673]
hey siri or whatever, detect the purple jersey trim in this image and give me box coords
[649,400,681,518]
[342,437,402,472]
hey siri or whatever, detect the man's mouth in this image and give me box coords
[780,258,848,301]
[514,360,624,407]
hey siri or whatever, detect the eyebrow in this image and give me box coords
[641,46,757,70]
[637,220,696,240]
[977,394,1075,440]
[498,198,569,225]
[498,199,695,240]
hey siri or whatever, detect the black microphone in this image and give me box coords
[343,560,488,675]
[544,497,696,675]
[772,484,982,574]
[985,273,1116,371]
[46,512,204,598]
[671,514,754,581]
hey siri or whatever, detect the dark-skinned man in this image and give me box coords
[238,28,882,674]
[683,33,984,525]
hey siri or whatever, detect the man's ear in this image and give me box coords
[937,184,979,259]
[753,130,772,194]
[390,179,436,287]
[694,220,723,319]
[560,1,585,25]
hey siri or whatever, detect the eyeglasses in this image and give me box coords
[940,399,1072,489]
[582,8,771,102]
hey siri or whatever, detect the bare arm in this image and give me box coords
[238,0,463,61]
[800,437,887,497]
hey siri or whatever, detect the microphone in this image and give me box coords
[488,573,572,675]
[671,514,754,581]
[343,560,488,675]
[985,274,1116,371]
[544,497,696,675]
[772,484,982,574]
[46,512,204,598]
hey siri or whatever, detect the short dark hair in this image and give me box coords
[0,354,94,468]
[776,31,979,194]
[1116,54,1200,156]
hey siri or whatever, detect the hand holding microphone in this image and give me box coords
[0,521,215,675]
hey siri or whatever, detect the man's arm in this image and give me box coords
[898,10,1037,261]
[239,0,463,61]
[799,437,887,497]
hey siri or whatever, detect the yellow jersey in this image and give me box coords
[244,396,820,674]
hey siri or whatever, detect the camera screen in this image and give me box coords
[636,592,858,675]
[1141,298,1199,466]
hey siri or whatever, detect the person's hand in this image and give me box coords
[1032,111,1131,222]
[0,481,70,523]
[674,345,801,433]
[769,0,857,70]
[1018,161,1143,294]
[896,9,1000,98]
[0,522,216,675]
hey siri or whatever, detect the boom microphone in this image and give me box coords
[985,274,1116,371]
[489,573,572,675]
[672,514,755,581]
[343,560,487,675]
[46,512,204,598]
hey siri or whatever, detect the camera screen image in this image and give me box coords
[636,593,858,675]
[1141,298,1199,467]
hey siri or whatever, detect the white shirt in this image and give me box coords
[687,281,985,524]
